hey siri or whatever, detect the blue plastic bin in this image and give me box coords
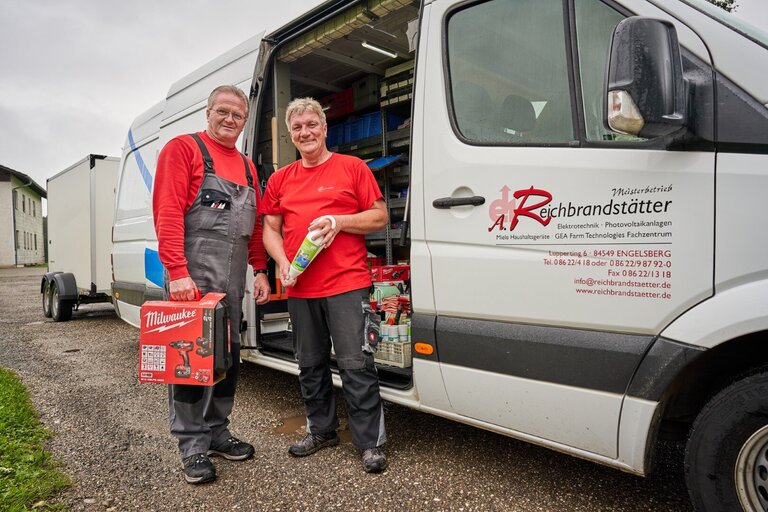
[346,112,406,143]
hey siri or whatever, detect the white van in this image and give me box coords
[113,1,768,510]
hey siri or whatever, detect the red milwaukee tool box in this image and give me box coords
[138,292,230,386]
[370,264,410,283]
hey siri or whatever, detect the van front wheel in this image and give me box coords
[684,370,768,512]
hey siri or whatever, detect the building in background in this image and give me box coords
[0,165,47,267]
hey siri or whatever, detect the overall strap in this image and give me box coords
[240,154,254,188]
[189,133,253,188]
[188,133,215,175]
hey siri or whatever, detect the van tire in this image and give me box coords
[50,282,73,322]
[42,280,53,318]
[684,369,768,512]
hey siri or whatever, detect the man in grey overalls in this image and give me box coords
[153,85,271,484]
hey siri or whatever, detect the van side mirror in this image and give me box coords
[605,17,688,138]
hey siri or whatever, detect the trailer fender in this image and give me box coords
[50,273,78,301]
[40,271,61,293]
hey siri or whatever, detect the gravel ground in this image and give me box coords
[1,266,694,511]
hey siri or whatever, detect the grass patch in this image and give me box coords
[0,368,69,511]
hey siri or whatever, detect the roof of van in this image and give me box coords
[265,0,352,43]
[124,101,164,151]
[167,32,264,98]
[161,31,265,125]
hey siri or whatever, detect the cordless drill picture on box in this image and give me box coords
[138,292,231,386]
[169,340,194,378]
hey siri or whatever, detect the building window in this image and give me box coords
[33,201,36,217]
[15,230,20,250]
[34,234,37,251]
[22,194,26,213]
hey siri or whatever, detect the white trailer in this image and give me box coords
[42,154,119,321]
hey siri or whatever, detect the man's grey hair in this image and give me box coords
[207,85,248,114]
[285,97,326,128]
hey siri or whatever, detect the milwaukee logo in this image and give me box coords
[144,309,197,333]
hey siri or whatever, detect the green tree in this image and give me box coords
[706,0,737,12]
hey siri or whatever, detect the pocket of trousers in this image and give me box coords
[362,300,380,354]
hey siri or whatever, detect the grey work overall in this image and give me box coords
[167,134,256,459]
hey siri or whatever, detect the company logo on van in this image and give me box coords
[488,185,552,232]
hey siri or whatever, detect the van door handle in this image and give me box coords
[432,196,486,209]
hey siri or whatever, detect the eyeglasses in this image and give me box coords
[210,108,246,122]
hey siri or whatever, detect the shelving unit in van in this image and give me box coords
[247,0,420,382]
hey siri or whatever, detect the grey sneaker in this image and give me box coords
[288,432,340,457]
[182,453,216,484]
[362,447,387,473]
[207,436,255,461]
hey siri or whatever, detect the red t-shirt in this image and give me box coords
[153,131,267,281]
[259,153,383,298]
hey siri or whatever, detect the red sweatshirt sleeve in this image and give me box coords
[153,137,198,281]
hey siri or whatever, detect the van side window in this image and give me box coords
[574,0,644,143]
[446,0,574,144]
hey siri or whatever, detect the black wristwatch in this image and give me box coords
[253,269,268,277]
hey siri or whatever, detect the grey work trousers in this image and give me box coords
[168,341,240,458]
[288,287,387,450]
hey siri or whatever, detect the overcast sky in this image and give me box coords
[1,0,767,193]
[0,0,318,189]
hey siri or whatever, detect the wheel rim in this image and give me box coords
[43,283,51,315]
[735,423,768,512]
[51,286,59,318]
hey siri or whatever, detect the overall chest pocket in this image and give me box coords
[198,189,232,236]
[238,198,257,239]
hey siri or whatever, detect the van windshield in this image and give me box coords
[682,0,768,47]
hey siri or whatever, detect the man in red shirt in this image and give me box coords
[153,85,271,484]
[260,97,389,473]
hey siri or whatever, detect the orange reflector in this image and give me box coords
[414,342,434,355]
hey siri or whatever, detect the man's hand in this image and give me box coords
[254,273,271,304]
[169,276,199,301]
[279,261,297,288]
[309,215,338,248]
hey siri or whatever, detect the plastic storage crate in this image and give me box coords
[374,339,412,368]
[327,124,344,147]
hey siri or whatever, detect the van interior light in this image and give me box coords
[361,41,398,59]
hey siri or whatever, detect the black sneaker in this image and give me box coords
[207,436,255,461]
[288,432,340,457]
[182,453,216,484]
[362,447,387,473]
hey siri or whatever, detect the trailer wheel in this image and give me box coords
[684,369,768,512]
[50,282,73,322]
[42,280,53,318]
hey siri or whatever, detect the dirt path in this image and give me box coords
[0,267,693,511]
